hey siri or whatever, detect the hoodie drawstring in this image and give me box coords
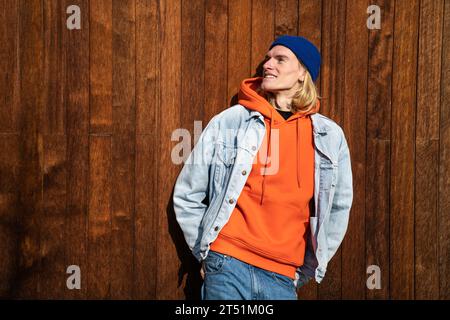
[296,118,301,188]
[260,115,273,205]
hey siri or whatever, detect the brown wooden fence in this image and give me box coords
[0,0,449,299]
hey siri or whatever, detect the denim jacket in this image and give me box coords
[173,104,353,289]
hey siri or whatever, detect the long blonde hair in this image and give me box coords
[257,64,321,115]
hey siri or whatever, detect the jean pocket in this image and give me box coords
[270,272,296,290]
[204,251,228,275]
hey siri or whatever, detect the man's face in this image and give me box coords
[261,45,306,94]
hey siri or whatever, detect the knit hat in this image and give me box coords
[269,35,321,82]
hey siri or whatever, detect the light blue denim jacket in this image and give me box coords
[173,104,353,289]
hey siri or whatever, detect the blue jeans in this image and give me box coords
[201,250,298,300]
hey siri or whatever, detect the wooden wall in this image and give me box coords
[0,0,449,299]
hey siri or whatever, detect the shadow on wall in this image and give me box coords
[166,66,265,300]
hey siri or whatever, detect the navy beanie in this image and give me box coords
[269,35,321,82]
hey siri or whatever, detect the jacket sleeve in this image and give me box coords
[325,128,353,262]
[173,115,219,259]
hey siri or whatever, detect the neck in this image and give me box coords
[274,96,293,111]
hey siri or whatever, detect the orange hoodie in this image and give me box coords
[210,77,320,279]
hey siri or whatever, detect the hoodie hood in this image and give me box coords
[237,76,320,205]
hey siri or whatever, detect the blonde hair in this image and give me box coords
[257,64,321,115]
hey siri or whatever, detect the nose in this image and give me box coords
[263,57,274,70]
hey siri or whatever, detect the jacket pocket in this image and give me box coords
[319,160,337,191]
[212,143,237,193]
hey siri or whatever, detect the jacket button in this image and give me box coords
[242,170,247,175]
[214,226,219,231]
[228,198,234,204]
[252,146,257,151]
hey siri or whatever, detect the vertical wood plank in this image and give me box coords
[43,0,66,135]
[65,134,89,299]
[16,0,44,299]
[227,0,251,103]
[251,0,275,74]
[90,0,113,134]
[0,0,20,133]
[415,0,443,300]
[63,0,90,299]
[135,0,160,299]
[275,0,298,36]
[298,0,322,43]
[157,0,182,299]
[341,0,368,300]
[318,0,346,300]
[438,0,450,301]
[366,0,394,299]
[390,0,419,300]
[88,136,112,299]
[296,0,322,301]
[40,135,67,298]
[0,134,20,298]
[110,0,136,299]
[205,0,228,119]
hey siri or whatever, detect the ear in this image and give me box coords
[298,66,306,82]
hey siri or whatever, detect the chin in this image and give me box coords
[261,83,276,92]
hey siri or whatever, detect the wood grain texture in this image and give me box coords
[439,0,450,300]
[390,0,419,300]
[317,0,346,300]
[0,0,448,300]
[296,0,322,301]
[135,0,160,299]
[366,0,394,300]
[63,0,89,299]
[415,0,443,300]
[157,0,182,300]
[341,0,368,300]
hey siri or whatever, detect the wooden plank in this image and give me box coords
[134,0,160,299]
[227,0,251,104]
[275,0,298,36]
[0,0,20,133]
[390,0,419,300]
[65,134,88,299]
[15,0,45,299]
[88,135,112,299]
[366,0,394,300]
[157,0,182,299]
[42,0,66,135]
[171,0,206,300]
[415,0,444,300]
[136,0,160,135]
[296,0,322,301]
[341,0,368,300]
[65,0,89,136]
[134,135,158,299]
[90,0,113,134]
[0,134,20,298]
[438,0,450,301]
[63,0,90,299]
[317,0,346,300]
[40,135,67,298]
[298,0,322,43]
[110,0,136,299]
[251,0,275,75]
[205,0,228,119]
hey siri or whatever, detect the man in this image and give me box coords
[173,35,353,300]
